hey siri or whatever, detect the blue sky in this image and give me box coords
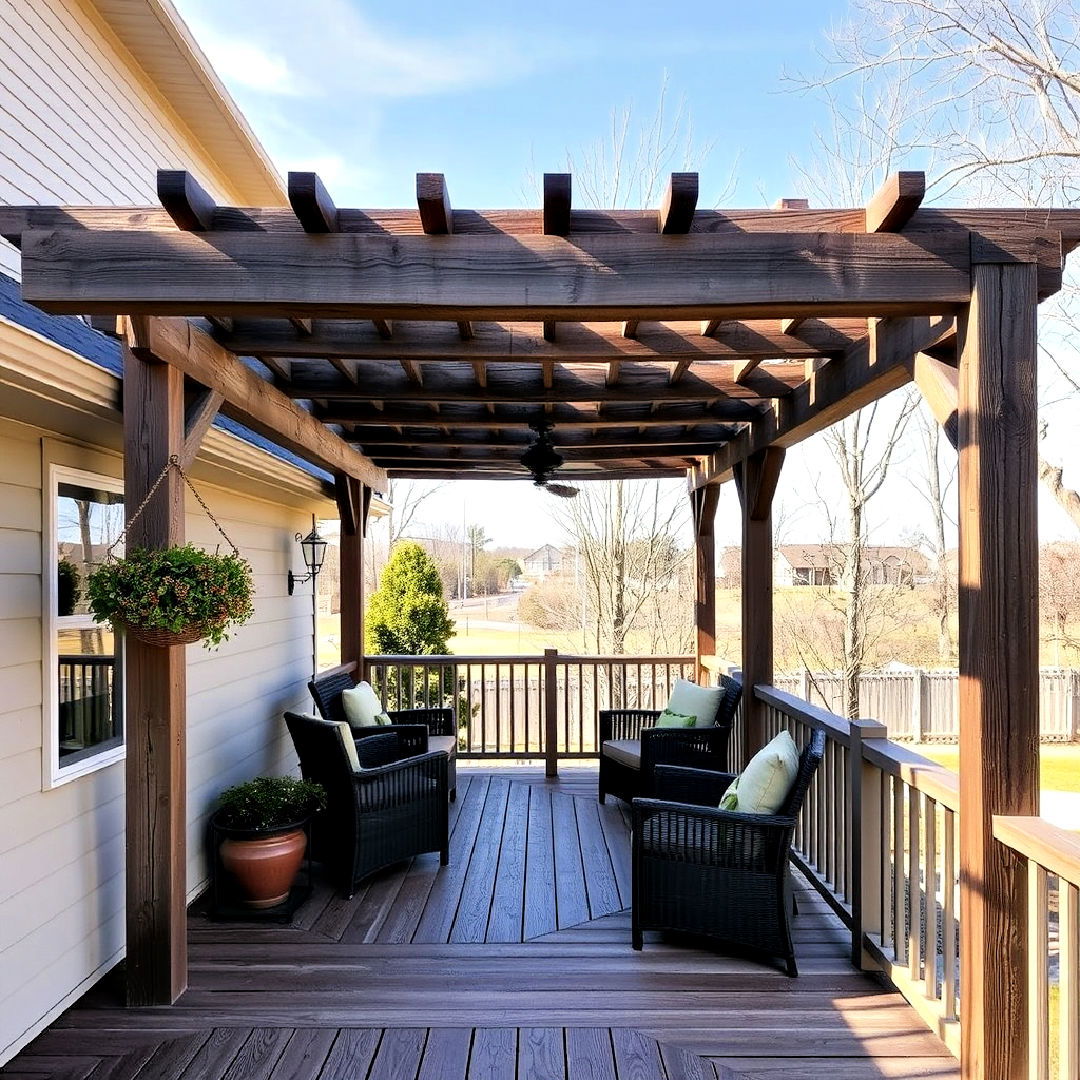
[171,0,1078,550]
[174,0,850,211]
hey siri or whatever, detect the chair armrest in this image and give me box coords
[353,750,449,809]
[354,731,402,768]
[651,763,737,805]
[632,798,794,872]
[599,709,661,742]
[355,723,429,756]
[388,707,456,737]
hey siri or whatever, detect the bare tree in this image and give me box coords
[557,481,689,656]
[802,0,1080,527]
[1039,541,1080,662]
[908,405,957,659]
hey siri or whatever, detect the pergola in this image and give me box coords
[3,166,1075,1080]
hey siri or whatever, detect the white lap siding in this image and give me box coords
[0,417,319,1063]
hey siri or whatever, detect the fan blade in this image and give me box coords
[545,483,579,499]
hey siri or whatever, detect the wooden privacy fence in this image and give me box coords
[362,651,695,774]
[758,684,1080,1077]
[775,668,1080,741]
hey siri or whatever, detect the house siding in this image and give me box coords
[0,417,318,1063]
[0,0,244,278]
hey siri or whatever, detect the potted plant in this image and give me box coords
[86,544,254,648]
[214,776,326,909]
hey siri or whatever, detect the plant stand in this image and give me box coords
[205,812,313,924]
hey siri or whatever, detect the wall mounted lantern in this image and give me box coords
[288,516,327,595]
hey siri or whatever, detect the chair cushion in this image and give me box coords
[601,739,641,770]
[429,734,458,759]
[656,709,696,728]
[667,678,725,728]
[341,681,391,729]
[720,730,799,814]
[305,716,363,772]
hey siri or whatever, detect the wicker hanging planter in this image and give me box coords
[87,457,255,649]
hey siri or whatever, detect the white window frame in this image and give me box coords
[42,463,126,789]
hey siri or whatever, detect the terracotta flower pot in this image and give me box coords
[220,827,307,909]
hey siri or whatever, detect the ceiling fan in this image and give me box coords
[520,422,579,498]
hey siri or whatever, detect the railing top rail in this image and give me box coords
[862,740,961,811]
[994,815,1080,884]
[754,684,852,748]
[363,653,695,665]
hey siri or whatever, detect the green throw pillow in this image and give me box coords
[656,709,697,728]
[719,730,799,814]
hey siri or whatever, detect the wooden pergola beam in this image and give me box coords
[156,170,215,232]
[907,351,960,449]
[20,230,973,321]
[285,359,798,404]
[216,316,862,362]
[288,172,339,233]
[124,317,386,489]
[367,443,717,463]
[690,316,954,488]
[659,173,698,234]
[866,171,926,233]
[690,483,720,681]
[417,173,453,235]
[4,203,1077,250]
[387,466,687,480]
[349,424,740,448]
[327,400,755,428]
[543,173,571,237]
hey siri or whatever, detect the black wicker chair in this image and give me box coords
[631,728,826,976]
[309,667,458,800]
[284,712,449,898]
[598,674,741,804]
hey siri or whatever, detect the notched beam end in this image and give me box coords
[157,170,216,232]
[659,172,699,234]
[288,172,339,233]
[866,171,925,233]
[417,173,452,234]
[543,173,572,236]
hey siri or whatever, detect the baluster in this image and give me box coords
[893,778,907,965]
[880,774,892,952]
[923,795,939,1002]
[480,662,487,753]
[1061,879,1079,1079]
[1028,861,1049,1080]
[942,807,957,1022]
[908,784,922,982]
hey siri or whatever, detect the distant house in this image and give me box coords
[775,545,930,587]
[522,544,564,580]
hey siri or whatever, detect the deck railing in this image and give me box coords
[994,816,1080,1080]
[756,682,1080,1069]
[362,651,695,770]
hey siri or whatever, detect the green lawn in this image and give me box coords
[916,744,1080,793]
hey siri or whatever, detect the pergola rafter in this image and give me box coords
[5,169,1070,1080]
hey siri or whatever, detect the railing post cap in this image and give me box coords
[850,717,888,736]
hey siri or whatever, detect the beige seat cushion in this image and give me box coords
[601,739,641,770]
[429,734,458,759]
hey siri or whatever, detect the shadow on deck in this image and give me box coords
[3,766,960,1079]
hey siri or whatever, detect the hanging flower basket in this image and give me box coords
[86,458,255,649]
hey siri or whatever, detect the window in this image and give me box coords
[45,466,125,784]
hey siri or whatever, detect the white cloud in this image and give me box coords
[177,0,569,101]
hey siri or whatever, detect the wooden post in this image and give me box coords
[121,340,187,1006]
[957,262,1040,1080]
[690,484,720,684]
[335,475,367,673]
[543,649,559,778]
[734,447,785,758]
[849,717,888,970]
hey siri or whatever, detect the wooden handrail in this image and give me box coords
[861,740,961,812]
[754,684,853,747]
[364,653,694,665]
[993,815,1080,884]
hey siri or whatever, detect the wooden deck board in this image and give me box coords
[2,767,959,1080]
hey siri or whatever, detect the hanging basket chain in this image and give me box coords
[106,455,241,560]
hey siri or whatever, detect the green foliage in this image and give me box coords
[366,541,454,655]
[217,775,326,831]
[57,558,80,616]
[87,545,254,648]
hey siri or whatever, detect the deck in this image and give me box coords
[2,767,960,1079]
